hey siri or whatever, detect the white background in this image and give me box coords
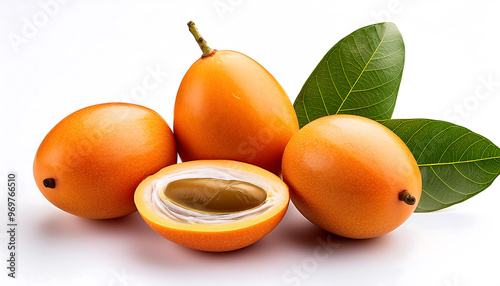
[1,0,500,285]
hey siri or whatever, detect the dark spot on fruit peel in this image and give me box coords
[43,178,56,189]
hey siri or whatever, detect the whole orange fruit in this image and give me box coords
[282,115,421,239]
[173,22,298,175]
[33,103,177,219]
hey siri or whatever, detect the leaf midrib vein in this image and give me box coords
[418,156,500,167]
[334,27,388,114]
[363,57,404,72]
[350,71,402,93]
[338,94,393,112]
[371,45,404,60]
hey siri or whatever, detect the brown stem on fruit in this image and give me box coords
[399,190,416,205]
[187,21,214,58]
[43,178,56,189]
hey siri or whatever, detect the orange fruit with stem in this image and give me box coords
[33,103,177,219]
[174,21,299,176]
[282,115,422,239]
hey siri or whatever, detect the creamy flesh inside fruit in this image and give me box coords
[143,165,285,225]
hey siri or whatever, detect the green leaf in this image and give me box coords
[294,22,405,128]
[379,119,500,212]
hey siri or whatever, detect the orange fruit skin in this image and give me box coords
[134,160,289,252]
[282,115,422,239]
[33,103,177,219]
[174,50,299,175]
[141,203,288,252]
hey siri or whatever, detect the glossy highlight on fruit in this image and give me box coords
[173,22,299,175]
[33,103,177,219]
[282,115,422,239]
[134,160,289,252]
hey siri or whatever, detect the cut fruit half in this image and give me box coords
[134,160,290,252]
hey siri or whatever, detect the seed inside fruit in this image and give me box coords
[163,178,267,214]
[142,163,285,225]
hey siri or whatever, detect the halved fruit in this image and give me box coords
[134,160,289,252]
